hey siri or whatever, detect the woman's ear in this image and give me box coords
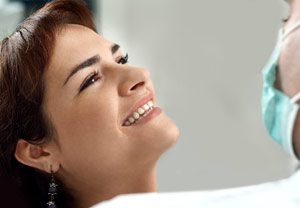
[14,139,60,173]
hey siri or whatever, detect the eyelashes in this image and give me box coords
[79,53,129,93]
[79,70,101,92]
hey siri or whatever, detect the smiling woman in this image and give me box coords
[0,0,179,207]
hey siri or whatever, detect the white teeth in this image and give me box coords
[143,104,150,111]
[128,117,135,123]
[133,112,140,119]
[138,107,145,115]
[123,100,156,126]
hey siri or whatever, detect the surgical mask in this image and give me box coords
[262,21,300,160]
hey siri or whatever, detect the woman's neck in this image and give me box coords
[76,167,157,208]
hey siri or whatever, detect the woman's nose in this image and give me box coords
[118,66,150,97]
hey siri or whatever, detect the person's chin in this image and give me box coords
[126,113,179,166]
[124,111,179,149]
[148,112,180,150]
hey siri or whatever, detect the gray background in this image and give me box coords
[0,0,296,192]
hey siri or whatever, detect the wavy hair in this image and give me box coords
[0,0,96,207]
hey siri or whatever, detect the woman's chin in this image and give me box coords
[123,111,179,154]
[162,116,180,147]
[146,112,180,150]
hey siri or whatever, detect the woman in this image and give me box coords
[0,0,180,207]
[92,0,300,207]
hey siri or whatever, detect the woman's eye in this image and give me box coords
[79,71,101,92]
[117,53,129,64]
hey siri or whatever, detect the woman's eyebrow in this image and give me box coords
[63,54,101,86]
[63,44,120,87]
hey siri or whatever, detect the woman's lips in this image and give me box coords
[123,100,154,126]
[122,93,154,126]
[131,106,162,126]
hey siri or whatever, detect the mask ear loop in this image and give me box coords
[291,91,300,104]
[286,84,300,161]
[282,21,300,41]
[288,91,300,159]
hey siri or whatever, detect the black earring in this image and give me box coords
[47,166,58,208]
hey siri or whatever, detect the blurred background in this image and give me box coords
[0,0,295,191]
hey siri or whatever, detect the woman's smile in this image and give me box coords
[1,0,179,207]
[122,92,161,126]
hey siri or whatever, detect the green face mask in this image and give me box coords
[262,21,300,160]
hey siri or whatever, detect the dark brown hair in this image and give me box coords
[0,0,96,207]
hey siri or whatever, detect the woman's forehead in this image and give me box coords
[54,24,110,56]
[47,24,110,79]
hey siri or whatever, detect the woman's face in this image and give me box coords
[43,24,179,190]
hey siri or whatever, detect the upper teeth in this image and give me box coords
[124,100,154,126]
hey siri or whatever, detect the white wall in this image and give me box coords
[0,1,23,39]
[99,0,296,191]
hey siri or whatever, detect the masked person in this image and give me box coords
[92,0,300,207]
[262,0,300,160]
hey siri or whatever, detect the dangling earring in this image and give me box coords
[47,165,58,208]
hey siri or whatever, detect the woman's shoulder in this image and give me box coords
[92,172,300,208]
